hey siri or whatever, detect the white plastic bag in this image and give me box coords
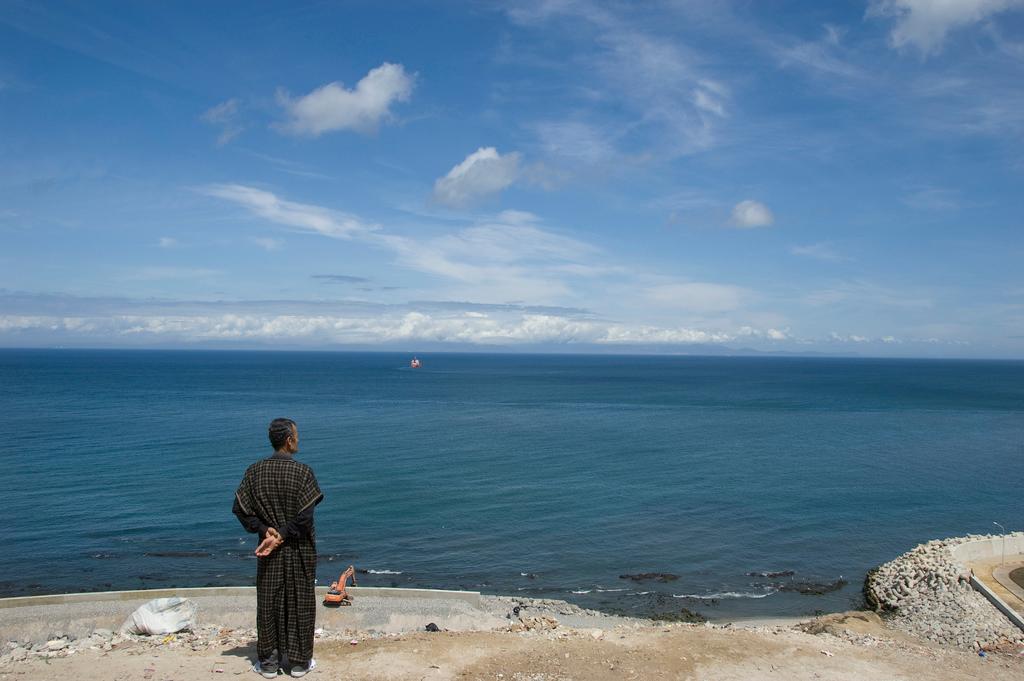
[120,597,197,635]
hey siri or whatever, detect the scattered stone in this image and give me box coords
[799,611,883,638]
[650,608,707,624]
[509,615,560,633]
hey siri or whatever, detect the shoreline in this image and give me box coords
[2,587,1021,681]
[0,584,823,641]
[0,579,843,616]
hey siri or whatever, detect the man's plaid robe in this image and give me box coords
[235,454,324,667]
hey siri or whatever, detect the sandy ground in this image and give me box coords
[4,615,1023,681]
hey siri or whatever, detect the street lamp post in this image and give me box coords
[993,522,1006,566]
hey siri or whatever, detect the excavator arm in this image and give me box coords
[323,565,356,607]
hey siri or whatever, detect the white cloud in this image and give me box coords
[790,243,849,262]
[201,98,243,146]
[123,267,221,281]
[0,310,773,348]
[202,98,239,123]
[903,187,959,211]
[201,184,377,239]
[253,237,284,251]
[531,120,619,165]
[201,184,767,320]
[730,200,774,228]
[378,211,596,302]
[867,0,1024,56]
[738,326,791,341]
[506,3,730,159]
[646,282,746,313]
[772,25,866,81]
[829,331,871,343]
[550,263,628,277]
[693,79,727,118]
[594,26,727,153]
[600,325,734,344]
[276,63,414,136]
[158,237,177,249]
[433,147,522,207]
[803,281,934,309]
[204,184,595,303]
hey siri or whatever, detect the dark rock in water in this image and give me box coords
[651,608,707,623]
[746,570,795,578]
[619,573,679,582]
[356,568,370,574]
[777,578,847,595]
[144,551,211,558]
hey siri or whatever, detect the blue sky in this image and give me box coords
[1,0,1023,357]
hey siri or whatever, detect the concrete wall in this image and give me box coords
[949,534,1024,566]
[949,533,1024,633]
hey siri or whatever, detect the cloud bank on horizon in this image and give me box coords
[0,1,1022,357]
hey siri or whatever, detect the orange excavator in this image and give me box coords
[323,565,357,607]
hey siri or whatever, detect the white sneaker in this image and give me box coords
[290,658,317,678]
[252,661,278,678]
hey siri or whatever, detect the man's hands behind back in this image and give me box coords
[255,527,283,557]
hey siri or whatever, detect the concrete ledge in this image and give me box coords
[0,586,490,643]
[968,575,1024,632]
[0,585,481,610]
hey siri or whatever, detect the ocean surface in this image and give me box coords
[2,349,1022,620]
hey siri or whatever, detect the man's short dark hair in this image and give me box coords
[268,418,297,450]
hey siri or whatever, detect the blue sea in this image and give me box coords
[2,350,1022,620]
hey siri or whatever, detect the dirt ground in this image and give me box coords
[5,617,1022,681]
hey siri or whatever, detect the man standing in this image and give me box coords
[233,418,324,678]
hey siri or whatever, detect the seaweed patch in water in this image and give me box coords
[619,573,679,582]
[775,578,847,595]
[746,570,795,578]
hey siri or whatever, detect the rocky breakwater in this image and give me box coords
[864,534,1024,650]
